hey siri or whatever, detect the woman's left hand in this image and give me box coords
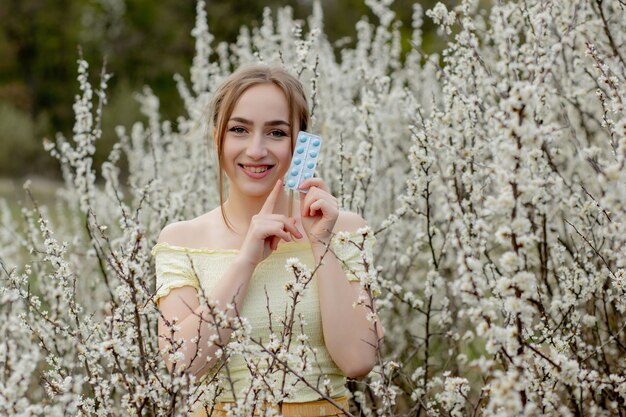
[299,177,339,246]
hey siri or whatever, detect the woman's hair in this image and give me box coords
[209,64,310,232]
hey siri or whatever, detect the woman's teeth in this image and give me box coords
[243,165,270,173]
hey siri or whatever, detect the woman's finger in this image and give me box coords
[280,217,303,238]
[309,199,323,217]
[299,186,315,217]
[268,227,291,243]
[269,235,280,251]
[259,179,283,215]
[270,221,294,243]
[300,186,326,217]
[309,197,337,217]
[299,177,329,193]
[266,213,300,225]
[257,215,302,239]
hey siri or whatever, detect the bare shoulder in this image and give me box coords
[157,220,197,247]
[157,209,220,248]
[333,210,368,233]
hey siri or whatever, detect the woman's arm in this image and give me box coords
[312,211,384,378]
[157,224,257,377]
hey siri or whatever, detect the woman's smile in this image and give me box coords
[239,164,275,178]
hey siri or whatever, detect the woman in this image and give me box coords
[152,65,382,416]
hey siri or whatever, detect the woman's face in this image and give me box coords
[222,83,293,198]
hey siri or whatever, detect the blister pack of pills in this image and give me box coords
[284,131,322,194]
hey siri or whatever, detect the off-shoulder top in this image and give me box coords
[151,231,377,403]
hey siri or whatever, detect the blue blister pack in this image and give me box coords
[284,131,322,194]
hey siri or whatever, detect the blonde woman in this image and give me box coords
[152,65,382,416]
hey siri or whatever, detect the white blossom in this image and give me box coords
[1,0,625,415]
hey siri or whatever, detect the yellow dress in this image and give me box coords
[151,231,377,408]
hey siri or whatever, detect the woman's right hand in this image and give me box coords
[236,179,303,268]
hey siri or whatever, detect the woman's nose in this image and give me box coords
[246,132,268,159]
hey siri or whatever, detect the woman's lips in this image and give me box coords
[239,164,274,179]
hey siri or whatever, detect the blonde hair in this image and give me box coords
[209,65,310,232]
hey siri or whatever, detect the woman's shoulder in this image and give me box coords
[155,208,226,251]
[157,216,206,246]
[156,221,192,247]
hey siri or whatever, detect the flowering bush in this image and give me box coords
[1,0,625,415]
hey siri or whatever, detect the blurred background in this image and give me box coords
[0,0,442,202]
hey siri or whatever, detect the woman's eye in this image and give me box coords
[229,126,247,134]
[269,129,288,138]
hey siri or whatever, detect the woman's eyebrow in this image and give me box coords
[229,117,252,125]
[265,120,291,127]
[229,117,290,127]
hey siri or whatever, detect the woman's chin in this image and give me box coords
[227,167,287,198]
[238,178,280,196]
